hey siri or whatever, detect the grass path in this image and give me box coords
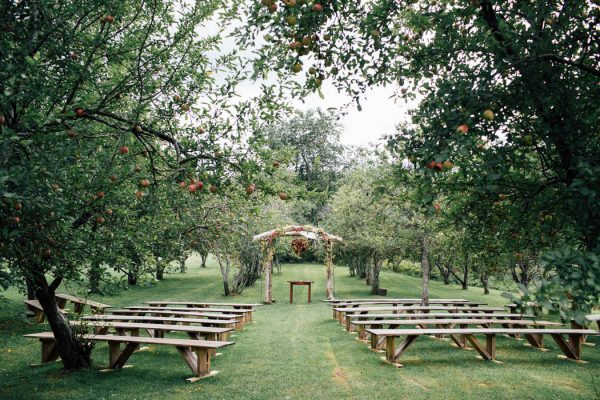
[1,258,599,399]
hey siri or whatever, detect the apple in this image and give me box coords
[514,252,524,261]
[103,15,114,24]
[483,109,495,121]
[246,184,256,195]
[272,161,280,168]
[95,216,105,224]
[433,203,441,214]
[283,0,296,6]
[0,115,5,125]
[119,146,129,154]
[75,107,85,117]
[196,181,204,190]
[133,125,142,133]
[456,124,469,134]
[67,129,77,138]
[173,94,181,102]
[302,36,311,46]
[181,103,190,111]
[426,160,436,169]
[287,15,298,25]
[210,185,218,193]
[135,190,144,199]
[14,202,22,210]
[442,160,454,169]
[97,191,105,198]
[498,193,507,200]
[292,63,302,73]
[179,181,186,189]
[308,67,316,75]
[279,192,288,200]
[41,248,52,259]
[371,29,380,38]
[110,174,117,182]
[134,165,142,172]
[140,179,150,187]
[268,3,278,12]
[196,126,205,134]
[433,162,443,171]
[106,209,113,215]
[188,184,198,193]
[312,3,323,11]
[314,78,322,87]
[323,33,331,41]
[11,216,20,224]
[52,183,60,191]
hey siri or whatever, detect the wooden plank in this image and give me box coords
[465,334,493,360]
[393,335,419,360]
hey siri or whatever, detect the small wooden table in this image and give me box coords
[288,281,314,304]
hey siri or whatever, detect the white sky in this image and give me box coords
[296,83,412,147]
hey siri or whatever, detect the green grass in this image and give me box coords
[1,257,599,400]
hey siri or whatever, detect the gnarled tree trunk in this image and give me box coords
[33,273,91,370]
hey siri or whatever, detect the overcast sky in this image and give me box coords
[294,83,412,147]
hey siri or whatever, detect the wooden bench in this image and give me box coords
[110,309,245,330]
[24,332,234,381]
[345,312,533,333]
[355,318,562,347]
[146,301,262,321]
[332,301,487,319]
[586,315,600,330]
[55,293,112,315]
[365,328,600,366]
[125,305,253,324]
[71,321,233,341]
[335,305,507,328]
[82,315,238,330]
[23,300,69,324]
[323,298,470,305]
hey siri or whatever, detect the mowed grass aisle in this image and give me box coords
[1,258,599,400]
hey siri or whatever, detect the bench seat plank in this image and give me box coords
[82,315,238,328]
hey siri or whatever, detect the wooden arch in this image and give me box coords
[253,225,343,304]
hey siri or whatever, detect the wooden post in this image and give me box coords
[289,282,293,304]
[263,246,274,304]
[325,240,335,300]
[308,282,312,303]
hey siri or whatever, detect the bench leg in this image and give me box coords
[385,336,396,363]
[393,335,419,362]
[74,303,84,315]
[176,347,215,380]
[35,310,46,324]
[551,333,584,360]
[56,298,67,310]
[358,325,367,340]
[465,334,496,361]
[524,333,544,349]
[109,342,138,369]
[41,339,60,363]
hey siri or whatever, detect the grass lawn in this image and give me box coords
[1,257,599,400]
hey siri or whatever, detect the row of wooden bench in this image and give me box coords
[25,298,262,381]
[323,298,600,366]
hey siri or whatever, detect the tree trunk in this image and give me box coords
[421,236,430,306]
[156,264,164,280]
[480,272,490,295]
[200,250,208,268]
[33,274,91,370]
[88,263,102,294]
[179,255,186,273]
[462,265,469,290]
[26,277,36,300]
[370,254,381,295]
